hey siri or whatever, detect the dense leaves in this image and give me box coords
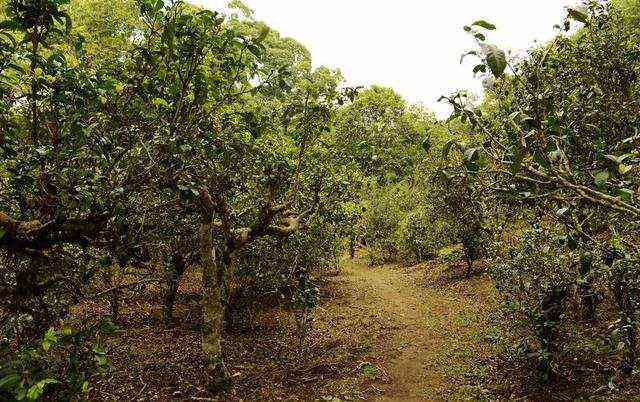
[2,0,640,399]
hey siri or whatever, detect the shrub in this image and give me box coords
[490,226,574,382]
[395,206,448,264]
[0,319,117,400]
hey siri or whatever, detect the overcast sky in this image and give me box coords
[193,1,572,117]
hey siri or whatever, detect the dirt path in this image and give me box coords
[92,256,499,401]
[316,258,498,401]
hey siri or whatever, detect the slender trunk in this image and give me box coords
[462,233,475,278]
[109,290,120,322]
[103,264,120,322]
[163,253,187,326]
[200,219,228,389]
[578,253,596,321]
[222,252,239,329]
[14,262,51,335]
[604,247,636,375]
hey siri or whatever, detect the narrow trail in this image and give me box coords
[318,257,498,400]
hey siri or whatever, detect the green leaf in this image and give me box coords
[421,136,431,152]
[510,150,524,175]
[92,343,106,355]
[619,164,634,176]
[255,26,269,43]
[247,44,262,57]
[0,374,20,389]
[594,171,609,188]
[27,379,58,400]
[472,20,497,30]
[151,98,169,108]
[473,64,487,75]
[616,188,634,202]
[0,228,5,240]
[95,355,108,366]
[42,328,58,351]
[481,44,507,78]
[534,151,551,170]
[442,140,457,159]
[567,7,589,24]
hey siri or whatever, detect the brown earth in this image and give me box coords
[92,257,499,401]
[329,259,499,401]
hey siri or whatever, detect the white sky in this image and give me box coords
[193,1,573,117]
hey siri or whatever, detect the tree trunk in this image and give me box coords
[222,252,239,329]
[163,252,187,326]
[465,254,473,278]
[200,219,228,390]
[109,289,120,322]
[578,253,596,321]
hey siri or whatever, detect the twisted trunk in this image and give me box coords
[200,218,228,389]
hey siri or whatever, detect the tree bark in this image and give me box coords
[536,286,568,382]
[222,251,240,328]
[163,252,187,326]
[109,289,120,322]
[200,219,228,389]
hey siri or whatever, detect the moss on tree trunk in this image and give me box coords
[199,219,229,390]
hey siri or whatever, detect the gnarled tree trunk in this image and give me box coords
[200,218,228,389]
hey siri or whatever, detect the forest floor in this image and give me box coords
[92,256,502,401]
[314,258,500,401]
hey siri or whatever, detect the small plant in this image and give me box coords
[0,319,117,400]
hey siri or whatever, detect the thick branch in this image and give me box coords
[523,166,640,217]
[0,212,110,253]
[233,184,322,248]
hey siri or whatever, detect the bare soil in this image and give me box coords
[92,257,499,401]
